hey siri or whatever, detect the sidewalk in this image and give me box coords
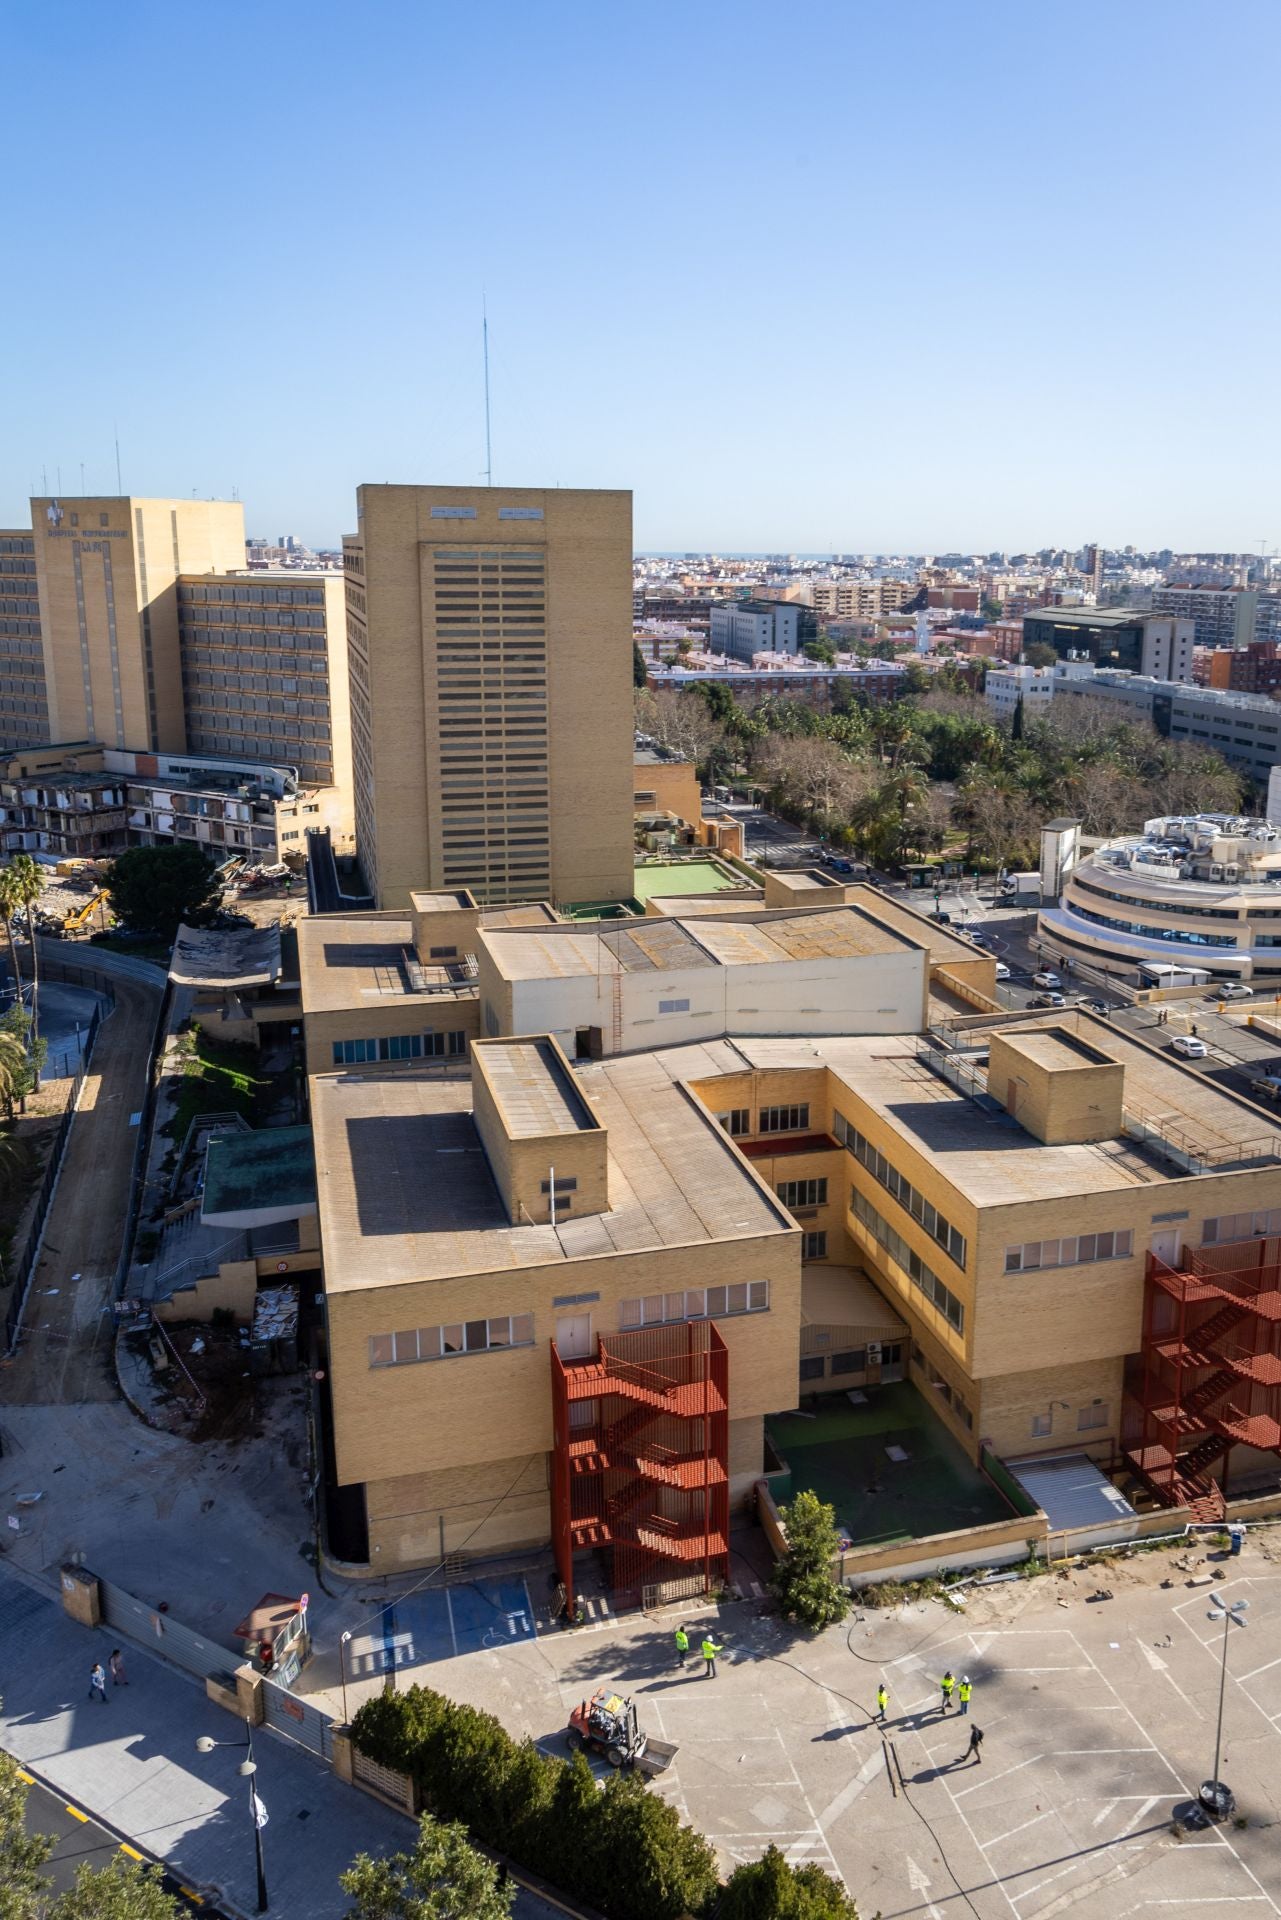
[0,1565,413,1919]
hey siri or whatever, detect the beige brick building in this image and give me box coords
[342,485,634,910]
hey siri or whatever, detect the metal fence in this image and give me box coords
[261,1675,335,1760]
[3,1001,104,1356]
[97,1576,239,1682]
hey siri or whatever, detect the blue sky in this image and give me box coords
[3,0,1277,553]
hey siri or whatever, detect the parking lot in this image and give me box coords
[328,1533,1281,1916]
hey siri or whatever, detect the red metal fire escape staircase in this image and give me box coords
[550,1324,729,1605]
[1123,1244,1281,1523]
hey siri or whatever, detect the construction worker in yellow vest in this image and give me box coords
[702,1634,723,1678]
[674,1625,689,1668]
[940,1670,955,1712]
[875,1682,888,1725]
[958,1675,972,1716]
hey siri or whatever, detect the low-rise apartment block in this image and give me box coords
[985,664,1056,722]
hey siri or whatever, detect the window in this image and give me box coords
[618,1281,769,1328]
[760,1104,810,1134]
[1077,1400,1109,1432]
[803,1231,828,1260]
[368,1314,534,1367]
[830,1348,867,1374]
[778,1179,828,1210]
[332,1030,468,1066]
[834,1113,966,1268]
[850,1188,965,1333]
[540,1176,578,1194]
[1202,1207,1281,1245]
[1004,1230,1133,1272]
[799,1357,825,1381]
[717,1109,750,1137]
[1031,1412,1052,1438]
[658,997,690,1014]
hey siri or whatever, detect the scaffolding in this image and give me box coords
[1122,1239,1281,1521]
[550,1322,729,1609]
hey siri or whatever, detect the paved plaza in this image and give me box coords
[354,1533,1281,1918]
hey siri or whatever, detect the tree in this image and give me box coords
[341,1813,514,1920]
[0,867,24,1015]
[721,1846,860,1918]
[0,1027,30,1121]
[632,642,648,690]
[104,846,220,942]
[1010,694,1024,743]
[1023,641,1058,668]
[44,1856,182,1920]
[769,1489,850,1629]
[0,858,44,1087]
[594,1772,719,1920]
[0,1747,51,1920]
[981,597,1003,622]
[802,638,837,666]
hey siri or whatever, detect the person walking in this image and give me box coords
[109,1649,127,1688]
[674,1625,689,1669]
[875,1683,888,1725]
[965,1725,984,1765]
[88,1662,108,1705]
[957,1675,972,1717]
[940,1670,955,1713]
[701,1634,723,1678]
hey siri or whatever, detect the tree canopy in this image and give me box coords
[105,845,221,941]
[770,1490,850,1629]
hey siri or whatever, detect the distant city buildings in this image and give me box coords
[1022,607,1195,683]
[984,664,1056,722]
[709,598,818,662]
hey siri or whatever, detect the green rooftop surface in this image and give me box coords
[203,1125,316,1216]
[631,859,744,903]
[766,1382,1015,1549]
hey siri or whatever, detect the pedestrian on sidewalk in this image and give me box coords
[875,1683,888,1725]
[88,1662,108,1705]
[940,1669,955,1713]
[674,1625,689,1668]
[964,1725,984,1765]
[109,1649,127,1688]
[701,1635,723,1678]
[957,1675,972,1716]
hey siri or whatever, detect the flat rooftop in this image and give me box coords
[409,889,475,912]
[686,907,920,966]
[296,914,476,1011]
[474,1037,596,1138]
[202,1125,316,1223]
[845,885,993,970]
[311,1039,793,1291]
[1027,607,1149,628]
[998,1025,1115,1073]
[734,1012,1281,1201]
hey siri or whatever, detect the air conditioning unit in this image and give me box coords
[1223,865,1240,882]
[1209,863,1224,880]
[866,1342,883,1364]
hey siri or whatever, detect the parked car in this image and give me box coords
[1029,992,1067,1009]
[1079,998,1110,1015]
[1249,1073,1281,1101]
[995,962,1011,981]
[828,857,854,875]
[967,929,991,946]
[929,909,953,925]
[1170,1034,1209,1059]
[1033,970,1061,989]
[1219,984,1254,1000]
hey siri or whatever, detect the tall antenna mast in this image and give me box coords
[483,297,493,487]
[114,426,122,494]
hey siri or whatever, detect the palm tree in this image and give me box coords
[5,857,44,1086]
[0,865,22,1018]
[0,1029,27,1120]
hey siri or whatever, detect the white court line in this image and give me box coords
[443,1585,458,1658]
[986,1809,1054,1849]
[952,1751,1043,1797]
[1237,1653,1281,1683]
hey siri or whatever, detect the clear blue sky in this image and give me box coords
[4,0,1277,554]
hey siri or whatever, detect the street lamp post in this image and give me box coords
[1201,1592,1248,1821]
[195,1720,269,1911]
[339,1630,352,1725]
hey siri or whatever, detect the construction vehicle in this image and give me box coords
[63,889,110,935]
[565,1689,678,1775]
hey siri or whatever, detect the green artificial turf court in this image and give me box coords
[765,1381,1017,1548]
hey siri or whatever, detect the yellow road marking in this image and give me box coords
[66,1805,89,1822]
[16,1769,32,1784]
[119,1843,144,1861]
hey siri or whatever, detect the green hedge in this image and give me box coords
[351,1685,858,1919]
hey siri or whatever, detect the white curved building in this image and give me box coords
[1039,813,1281,985]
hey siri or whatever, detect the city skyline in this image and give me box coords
[4,0,1278,554]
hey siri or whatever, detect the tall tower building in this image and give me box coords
[0,530,48,753]
[30,496,245,751]
[343,485,634,908]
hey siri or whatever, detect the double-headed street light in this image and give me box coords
[195,1719,269,1911]
[1201,1591,1249,1821]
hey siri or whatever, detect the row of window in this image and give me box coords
[851,1189,965,1333]
[778,1178,827,1210]
[911,1344,974,1430]
[369,1314,535,1367]
[760,1103,810,1134]
[332,1031,468,1065]
[619,1281,769,1329]
[1068,900,1238,949]
[1202,1208,1281,1245]
[834,1113,967,1269]
[181,584,327,605]
[1003,1229,1134,1273]
[800,1342,901,1382]
[1031,1400,1109,1437]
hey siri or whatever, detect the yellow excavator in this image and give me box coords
[63,889,110,935]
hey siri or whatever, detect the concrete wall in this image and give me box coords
[154,1260,257,1324]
